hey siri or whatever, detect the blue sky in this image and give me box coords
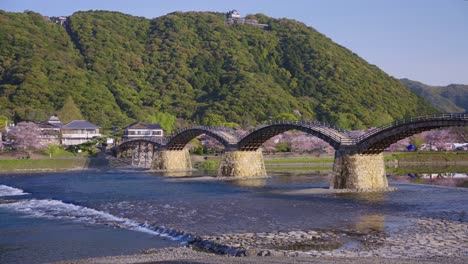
[1,0,467,85]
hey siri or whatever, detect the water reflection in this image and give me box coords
[353,214,385,232]
[268,171,331,186]
[227,178,267,187]
[337,192,386,203]
[391,172,468,188]
[155,171,197,177]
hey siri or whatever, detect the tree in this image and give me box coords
[202,113,225,126]
[45,144,60,158]
[409,136,425,150]
[451,127,468,142]
[57,96,83,123]
[274,113,299,121]
[143,112,177,132]
[0,115,11,134]
[6,122,45,154]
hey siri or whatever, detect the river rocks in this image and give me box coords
[188,216,467,259]
[196,229,344,256]
[330,216,467,259]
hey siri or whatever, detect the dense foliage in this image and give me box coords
[401,79,468,113]
[0,10,435,130]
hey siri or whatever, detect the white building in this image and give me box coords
[123,122,164,140]
[227,10,241,19]
[61,120,101,146]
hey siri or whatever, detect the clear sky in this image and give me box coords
[1,0,467,85]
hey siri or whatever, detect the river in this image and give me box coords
[0,168,467,263]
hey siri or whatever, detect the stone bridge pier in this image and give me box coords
[152,149,192,171]
[218,149,267,178]
[331,149,388,190]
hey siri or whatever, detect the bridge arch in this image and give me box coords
[165,126,239,150]
[356,114,468,154]
[237,121,352,151]
[117,138,166,150]
[115,138,167,168]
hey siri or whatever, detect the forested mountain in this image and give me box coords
[401,79,468,113]
[0,10,435,130]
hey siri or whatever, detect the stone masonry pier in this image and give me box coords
[218,149,267,178]
[331,150,388,190]
[152,149,192,171]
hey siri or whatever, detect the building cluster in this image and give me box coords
[37,116,101,146]
[226,10,268,29]
[37,117,165,146]
[2,116,165,151]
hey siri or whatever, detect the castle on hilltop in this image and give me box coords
[226,10,268,29]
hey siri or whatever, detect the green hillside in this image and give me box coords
[401,78,468,113]
[0,10,435,130]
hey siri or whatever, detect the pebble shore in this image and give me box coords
[190,215,467,259]
[57,214,467,264]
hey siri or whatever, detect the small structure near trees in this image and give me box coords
[226,10,268,28]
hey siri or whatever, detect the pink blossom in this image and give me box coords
[6,122,45,153]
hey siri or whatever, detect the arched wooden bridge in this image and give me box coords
[118,113,468,153]
[116,113,468,190]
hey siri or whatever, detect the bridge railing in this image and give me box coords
[121,137,168,145]
[167,126,240,143]
[356,113,468,142]
[246,120,353,144]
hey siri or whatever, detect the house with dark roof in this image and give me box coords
[61,120,101,145]
[38,116,64,144]
[123,122,164,140]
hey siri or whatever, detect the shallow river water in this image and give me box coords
[0,168,467,263]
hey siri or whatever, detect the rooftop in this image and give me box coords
[124,122,162,130]
[62,120,100,130]
[38,116,64,128]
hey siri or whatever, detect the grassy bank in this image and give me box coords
[0,158,88,173]
[387,164,468,174]
[264,156,334,164]
[191,155,334,171]
[385,152,468,163]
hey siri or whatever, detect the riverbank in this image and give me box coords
[56,247,468,264]
[57,214,468,264]
[193,152,468,171]
[385,151,468,164]
[0,158,88,173]
[1,151,467,173]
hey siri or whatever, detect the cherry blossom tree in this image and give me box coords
[451,127,468,142]
[387,129,462,151]
[6,122,45,155]
[260,131,334,154]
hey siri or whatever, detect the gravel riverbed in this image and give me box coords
[58,214,467,263]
